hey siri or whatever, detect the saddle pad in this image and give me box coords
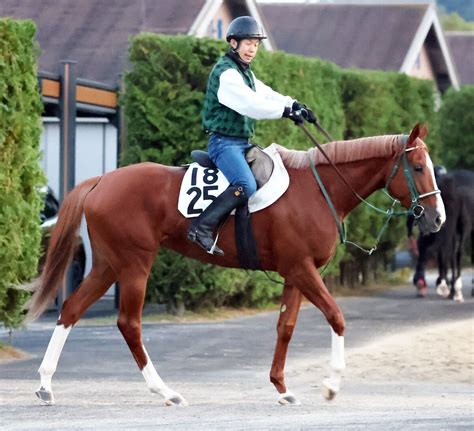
[178,143,289,218]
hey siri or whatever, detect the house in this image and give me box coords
[445,32,474,85]
[1,0,268,87]
[257,1,459,92]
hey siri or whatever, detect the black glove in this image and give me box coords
[283,106,304,125]
[292,101,318,124]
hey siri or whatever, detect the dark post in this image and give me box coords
[57,60,77,310]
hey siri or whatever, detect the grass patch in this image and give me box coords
[0,343,29,363]
[327,269,411,297]
[74,278,412,327]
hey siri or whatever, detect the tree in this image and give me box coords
[438,86,474,170]
[437,0,474,21]
[441,12,474,31]
[0,19,45,329]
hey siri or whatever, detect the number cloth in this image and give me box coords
[178,144,289,218]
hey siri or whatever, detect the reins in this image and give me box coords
[298,122,439,255]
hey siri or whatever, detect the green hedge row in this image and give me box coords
[121,34,439,310]
[0,19,45,328]
[438,85,474,169]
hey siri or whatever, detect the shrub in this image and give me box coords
[0,19,45,329]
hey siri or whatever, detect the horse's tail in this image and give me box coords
[22,176,101,322]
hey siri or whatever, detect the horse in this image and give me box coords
[412,169,474,301]
[23,124,445,407]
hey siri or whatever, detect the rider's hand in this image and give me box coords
[292,101,318,124]
[304,108,318,124]
[283,106,305,125]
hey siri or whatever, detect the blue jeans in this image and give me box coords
[208,133,257,197]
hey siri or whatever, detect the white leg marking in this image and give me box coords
[278,389,302,405]
[37,324,72,404]
[453,277,464,302]
[426,155,446,226]
[436,279,450,298]
[322,329,345,400]
[141,347,188,406]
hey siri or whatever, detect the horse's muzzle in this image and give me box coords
[417,206,444,235]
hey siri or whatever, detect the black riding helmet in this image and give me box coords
[226,16,267,42]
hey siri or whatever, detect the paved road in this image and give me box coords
[1,274,473,430]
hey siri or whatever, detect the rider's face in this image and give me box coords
[230,38,260,63]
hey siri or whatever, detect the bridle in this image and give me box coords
[384,142,441,220]
[299,123,441,254]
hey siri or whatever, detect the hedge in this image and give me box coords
[0,19,45,328]
[122,34,440,309]
[339,69,439,284]
[438,85,474,169]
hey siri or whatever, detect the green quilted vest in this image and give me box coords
[202,55,256,138]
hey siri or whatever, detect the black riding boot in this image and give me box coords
[187,185,247,256]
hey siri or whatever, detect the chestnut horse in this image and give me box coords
[25,124,445,406]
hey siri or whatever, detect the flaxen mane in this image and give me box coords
[275,135,405,169]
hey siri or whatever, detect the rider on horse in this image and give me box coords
[187,16,316,256]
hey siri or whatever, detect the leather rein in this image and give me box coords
[298,122,440,255]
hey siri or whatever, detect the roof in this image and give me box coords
[260,3,427,71]
[259,2,458,90]
[0,0,207,87]
[445,32,474,85]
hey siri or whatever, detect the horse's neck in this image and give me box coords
[328,157,392,218]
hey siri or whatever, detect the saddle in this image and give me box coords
[189,145,273,270]
[191,145,274,189]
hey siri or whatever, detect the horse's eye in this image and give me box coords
[414,165,423,173]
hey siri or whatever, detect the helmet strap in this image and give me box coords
[229,38,241,50]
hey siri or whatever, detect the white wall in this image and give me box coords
[40,117,118,293]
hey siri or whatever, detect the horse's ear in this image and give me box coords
[407,123,420,147]
[419,123,428,140]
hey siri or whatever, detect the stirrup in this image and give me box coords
[208,232,222,255]
[187,229,224,256]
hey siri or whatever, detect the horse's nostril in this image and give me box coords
[435,216,442,226]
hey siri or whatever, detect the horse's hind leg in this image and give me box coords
[270,283,303,405]
[286,259,346,401]
[117,265,187,406]
[453,238,464,302]
[36,261,116,405]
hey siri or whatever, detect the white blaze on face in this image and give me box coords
[426,154,446,225]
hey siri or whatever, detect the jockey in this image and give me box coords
[187,15,316,256]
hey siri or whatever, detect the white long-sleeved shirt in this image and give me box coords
[217,68,294,120]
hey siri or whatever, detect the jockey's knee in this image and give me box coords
[235,178,257,197]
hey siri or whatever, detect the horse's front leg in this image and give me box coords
[270,282,303,405]
[287,259,346,401]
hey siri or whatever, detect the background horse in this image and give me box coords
[24,124,444,407]
[412,169,474,301]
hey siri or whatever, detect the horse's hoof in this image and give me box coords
[322,378,340,401]
[416,289,427,298]
[278,390,301,405]
[436,281,450,298]
[321,384,337,401]
[35,386,54,405]
[164,394,188,407]
[416,280,427,297]
[453,293,465,303]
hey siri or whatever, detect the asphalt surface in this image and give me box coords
[1,272,473,430]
